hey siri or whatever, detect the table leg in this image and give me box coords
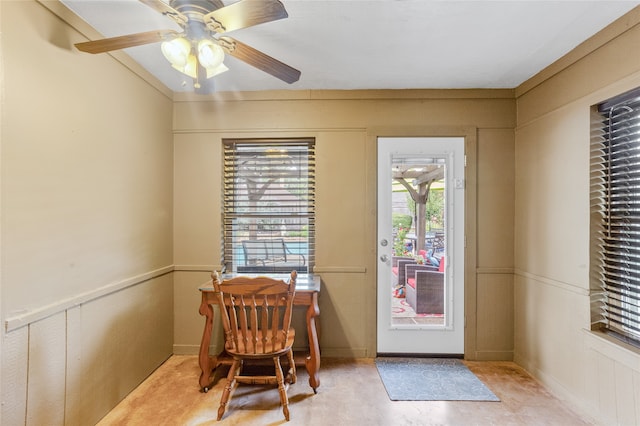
[198,292,214,392]
[305,292,320,393]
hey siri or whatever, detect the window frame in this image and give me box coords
[590,87,640,347]
[222,137,315,274]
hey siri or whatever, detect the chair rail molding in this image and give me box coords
[5,265,174,332]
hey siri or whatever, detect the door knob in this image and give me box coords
[380,254,389,262]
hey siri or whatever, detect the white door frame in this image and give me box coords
[376,137,465,355]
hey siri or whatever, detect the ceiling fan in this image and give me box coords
[74,0,301,91]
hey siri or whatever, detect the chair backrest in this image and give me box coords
[212,271,297,355]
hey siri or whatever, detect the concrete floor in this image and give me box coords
[98,356,594,426]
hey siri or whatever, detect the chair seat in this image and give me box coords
[225,329,296,358]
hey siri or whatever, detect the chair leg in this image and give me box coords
[217,359,240,421]
[285,350,296,384]
[273,355,290,421]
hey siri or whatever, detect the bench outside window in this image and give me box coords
[239,239,307,273]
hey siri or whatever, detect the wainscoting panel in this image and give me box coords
[27,312,66,426]
[172,270,215,355]
[475,271,514,360]
[1,274,174,425]
[316,272,371,358]
[512,272,640,425]
[1,326,28,426]
[583,330,640,425]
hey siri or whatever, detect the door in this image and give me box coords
[377,137,465,354]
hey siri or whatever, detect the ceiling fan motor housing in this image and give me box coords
[171,0,224,15]
[171,0,224,39]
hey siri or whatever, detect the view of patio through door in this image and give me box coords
[390,156,446,327]
[377,137,464,355]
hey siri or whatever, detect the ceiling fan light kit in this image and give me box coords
[197,39,224,69]
[74,0,301,92]
[160,36,228,83]
[160,36,191,67]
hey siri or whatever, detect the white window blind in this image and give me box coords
[591,87,640,346]
[223,138,315,273]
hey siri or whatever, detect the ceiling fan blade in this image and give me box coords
[75,30,179,54]
[221,37,300,84]
[139,0,188,26]
[203,0,288,33]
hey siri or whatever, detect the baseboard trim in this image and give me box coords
[472,350,514,361]
[514,353,599,426]
[173,344,218,356]
[318,348,368,358]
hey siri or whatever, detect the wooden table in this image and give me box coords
[198,273,321,393]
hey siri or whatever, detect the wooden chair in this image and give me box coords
[212,270,298,421]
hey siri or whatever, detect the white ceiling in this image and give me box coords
[61,0,640,93]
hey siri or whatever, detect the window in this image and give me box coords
[590,87,640,346]
[222,138,315,274]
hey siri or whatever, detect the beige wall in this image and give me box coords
[171,91,516,360]
[0,1,531,424]
[1,2,174,424]
[3,1,636,424]
[514,8,640,425]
